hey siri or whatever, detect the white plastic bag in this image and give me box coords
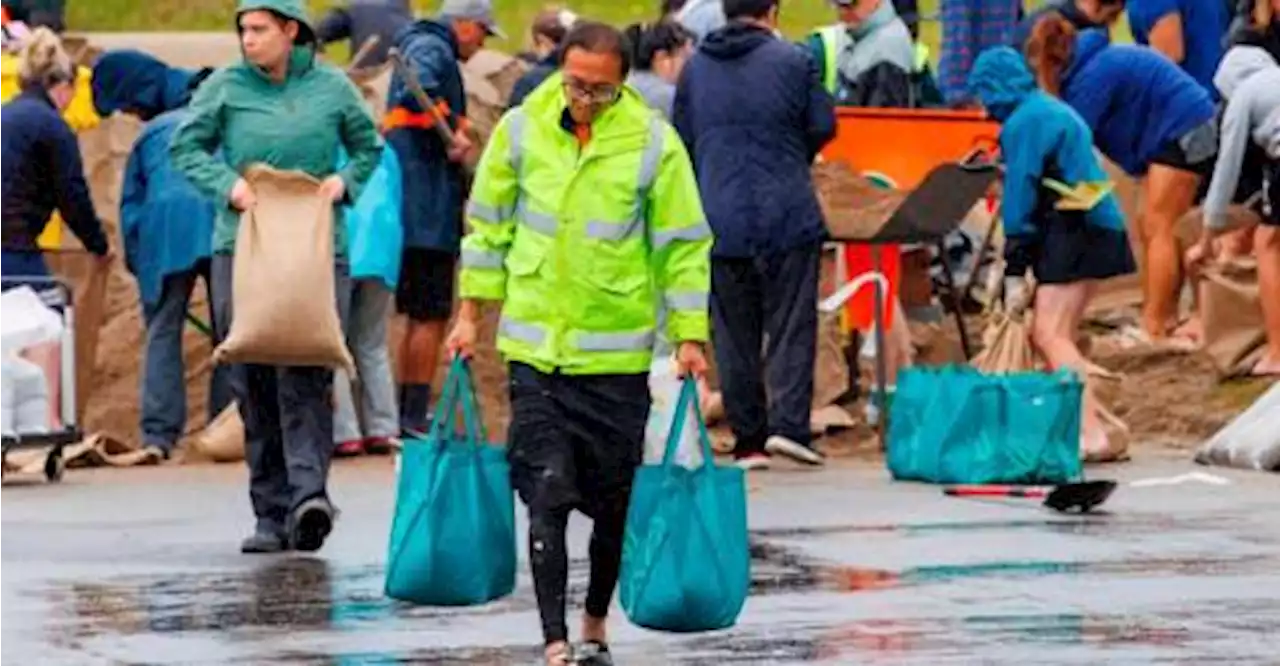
[1195,384,1280,472]
[1,355,51,437]
[643,354,703,468]
[0,286,64,353]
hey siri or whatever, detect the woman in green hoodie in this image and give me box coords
[170,0,381,555]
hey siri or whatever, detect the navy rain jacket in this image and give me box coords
[673,22,836,258]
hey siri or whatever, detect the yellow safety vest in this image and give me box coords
[459,72,712,375]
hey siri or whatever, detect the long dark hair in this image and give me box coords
[623,20,694,72]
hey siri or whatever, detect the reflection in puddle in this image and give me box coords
[42,528,1280,663]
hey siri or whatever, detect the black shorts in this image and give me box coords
[1150,122,1217,177]
[1031,215,1137,285]
[395,248,456,322]
[1264,161,1280,227]
[506,362,648,519]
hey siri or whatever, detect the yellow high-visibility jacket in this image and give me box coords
[459,72,712,375]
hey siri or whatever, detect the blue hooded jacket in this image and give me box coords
[673,22,836,258]
[968,48,1124,274]
[385,19,467,253]
[1060,29,1215,176]
[93,51,215,309]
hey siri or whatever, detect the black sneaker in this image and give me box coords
[574,641,613,666]
[240,530,287,554]
[289,498,334,552]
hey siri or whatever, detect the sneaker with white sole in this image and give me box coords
[765,435,825,466]
[734,452,771,471]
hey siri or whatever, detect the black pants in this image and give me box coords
[711,243,821,455]
[506,362,648,645]
[211,255,351,535]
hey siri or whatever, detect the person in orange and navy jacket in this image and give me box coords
[384,0,496,435]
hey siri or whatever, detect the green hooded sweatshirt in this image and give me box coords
[169,0,382,256]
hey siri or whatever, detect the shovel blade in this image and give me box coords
[1043,480,1117,513]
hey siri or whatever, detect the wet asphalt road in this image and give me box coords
[3,454,1278,665]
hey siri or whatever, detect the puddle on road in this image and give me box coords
[34,531,1280,663]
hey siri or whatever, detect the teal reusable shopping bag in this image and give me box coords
[886,365,1083,485]
[384,358,516,606]
[619,377,750,633]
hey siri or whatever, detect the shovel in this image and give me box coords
[943,480,1117,513]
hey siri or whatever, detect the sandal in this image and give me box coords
[1112,325,1198,353]
[574,641,613,666]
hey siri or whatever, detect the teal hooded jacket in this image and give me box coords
[169,0,382,256]
[967,47,1124,275]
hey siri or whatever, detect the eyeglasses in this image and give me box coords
[562,77,620,105]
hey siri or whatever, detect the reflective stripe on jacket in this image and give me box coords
[816,25,841,94]
[459,71,711,375]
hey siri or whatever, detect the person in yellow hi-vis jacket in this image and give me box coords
[446,22,711,666]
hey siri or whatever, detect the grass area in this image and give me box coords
[67,0,942,53]
[66,0,1127,66]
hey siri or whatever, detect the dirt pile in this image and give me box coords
[812,161,906,241]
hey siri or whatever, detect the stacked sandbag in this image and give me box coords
[461,48,528,149]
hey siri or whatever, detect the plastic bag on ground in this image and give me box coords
[213,165,353,374]
[384,358,515,606]
[1195,383,1280,472]
[621,377,749,633]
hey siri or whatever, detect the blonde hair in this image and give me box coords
[18,27,74,89]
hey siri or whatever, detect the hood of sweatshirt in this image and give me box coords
[1214,45,1277,100]
[699,21,774,61]
[967,46,1036,122]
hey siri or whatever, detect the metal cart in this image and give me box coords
[2,276,81,482]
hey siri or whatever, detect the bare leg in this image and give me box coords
[1254,225,1280,375]
[1140,166,1200,340]
[1031,282,1107,456]
[20,341,62,430]
[397,320,445,385]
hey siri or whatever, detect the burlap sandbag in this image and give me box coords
[185,403,245,463]
[350,62,392,124]
[462,49,528,148]
[214,165,354,374]
[1199,258,1265,378]
[970,312,1038,374]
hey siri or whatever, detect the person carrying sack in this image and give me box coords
[170,0,382,554]
[446,21,711,666]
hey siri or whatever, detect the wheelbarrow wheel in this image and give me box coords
[44,450,65,483]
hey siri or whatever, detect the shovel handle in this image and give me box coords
[944,485,1049,499]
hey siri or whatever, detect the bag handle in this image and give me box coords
[661,374,716,470]
[426,357,487,448]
